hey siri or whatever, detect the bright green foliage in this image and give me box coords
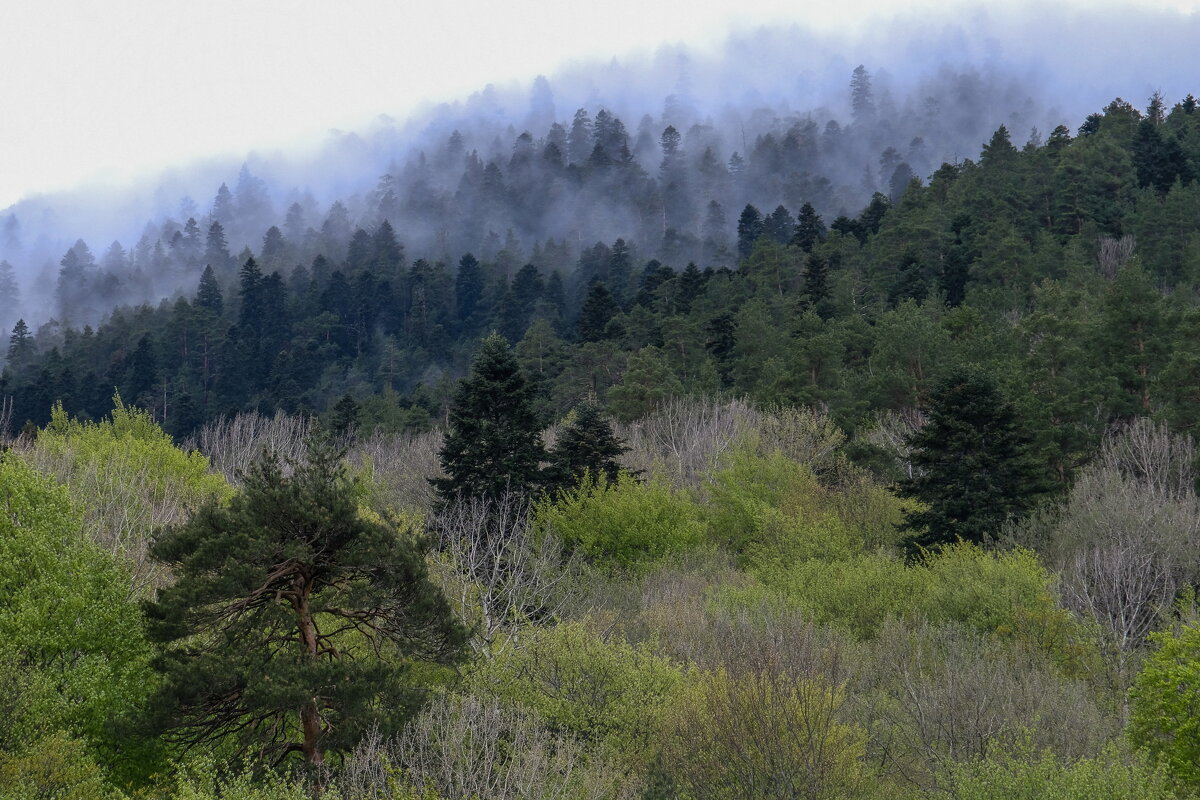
[735,554,928,639]
[1129,622,1200,787]
[0,732,124,800]
[947,748,1181,800]
[534,472,705,571]
[19,398,231,590]
[922,543,1084,661]
[433,334,547,504]
[900,367,1052,552]
[144,436,467,768]
[161,760,446,800]
[739,542,1080,658]
[0,457,153,762]
[705,446,857,564]
[663,668,869,800]
[479,621,686,766]
[168,759,335,800]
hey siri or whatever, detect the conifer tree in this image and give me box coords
[204,221,234,276]
[546,401,628,492]
[330,394,360,437]
[763,205,795,245]
[433,334,546,505]
[577,282,619,342]
[737,204,764,260]
[454,253,484,335]
[144,435,466,769]
[899,367,1051,554]
[6,318,32,368]
[194,265,223,316]
[802,254,832,318]
[790,202,827,252]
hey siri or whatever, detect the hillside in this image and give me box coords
[3,92,1199,487]
[6,14,1200,799]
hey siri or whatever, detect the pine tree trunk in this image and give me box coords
[296,586,325,767]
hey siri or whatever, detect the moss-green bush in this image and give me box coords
[0,457,154,769]
[475,620,687,767]
[947,748,1181,800]
[705,446,857,563]
[535,472,706,571]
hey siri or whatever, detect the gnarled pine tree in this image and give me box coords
[143,435,466,769]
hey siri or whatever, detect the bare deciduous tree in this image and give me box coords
[186,411,312,482]
[350,428,443,514]
[1019,420,1200,717]
[617,397,846,489]
[855,619,1115,790]
[429,492,581,658]
[1050,465,1200,715]
[618,396,754,487]
[1099,416,1195,500]
[864,407,927,480]
[1096,234,1136,279]
[339,695,637,800]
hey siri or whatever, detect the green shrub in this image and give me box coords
[1130,621,1200,788]
[947,748,1181,800]
[16,398,231,591]
[705,446,857,563]
[535,472,706,571]
[475,620,687,766]
[0,457,154,766]
[0,732,123,800]
[736,553,925,639]
[735,542,1085,665]
[923,543,1083,659]
[662,668,869,800]
[168,760,329,800]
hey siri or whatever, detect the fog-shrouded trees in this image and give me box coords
[143,435,467,769]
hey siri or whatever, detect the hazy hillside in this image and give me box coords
[3,8,1198,331]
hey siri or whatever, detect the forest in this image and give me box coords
[3,72,1200,797]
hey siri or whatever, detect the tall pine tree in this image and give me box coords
[433,334,546,505]
[899,367,1051,554]
[144,436,466,770]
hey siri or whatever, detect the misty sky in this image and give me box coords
[1,0,1198,210]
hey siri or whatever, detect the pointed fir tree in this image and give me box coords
[6,318,33,368]
[433,334,547,505]
[887,250,928,307]
[330,394,360,438]
[194,265,224,316]
[454,252,484,336]
[790,202,827,252]
[546,401,628,493]
[850,64,875,124]
[802,254,832,319]
[763,205,796,245]
[124,335,158,404]
[898,367,1052,554]
[204,221,234,277]
[577,282,620,342]
[736,204,764,260]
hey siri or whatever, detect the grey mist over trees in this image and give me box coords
[1,7,1198,331]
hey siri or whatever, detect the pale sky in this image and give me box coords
[0,0,1197,210]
